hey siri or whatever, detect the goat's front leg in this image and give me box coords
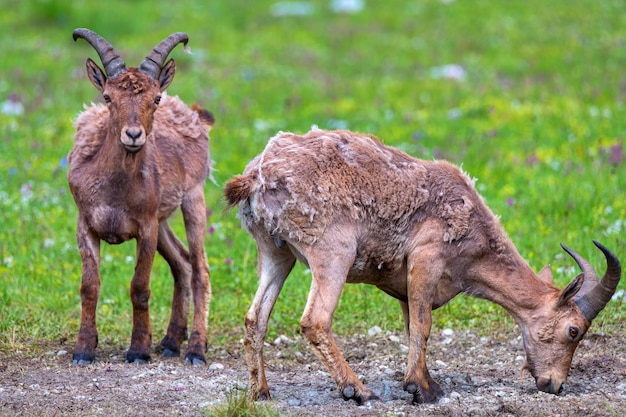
[245,240,295,400]
[403,255,444,404]
[73,217,101,365]
[157,221,191,358]
[126,222,159,363]
[301,254,380,406]
[181,186,211,365]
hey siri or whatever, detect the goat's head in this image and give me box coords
[73,28,189,153]
[519,240,621,395]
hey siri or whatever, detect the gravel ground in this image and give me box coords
[1,328,625,416]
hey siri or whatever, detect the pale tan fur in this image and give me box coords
[225,128,619,405]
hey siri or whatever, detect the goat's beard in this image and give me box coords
[519,361,532,383]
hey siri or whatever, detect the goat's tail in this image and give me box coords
[191,104,215,130]
[224,174,256,209]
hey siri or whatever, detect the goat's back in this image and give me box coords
[225,129,496,247]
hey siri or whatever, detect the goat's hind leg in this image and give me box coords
[245,237,295,401]
[300,251,380,406]
[157,221,192,358]
[181,186,211,365]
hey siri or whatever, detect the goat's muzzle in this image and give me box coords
[536,376,564,395]
[121,127,146,153]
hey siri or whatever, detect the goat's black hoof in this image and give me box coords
[126,351,151,364]
[161,347,180,358]
[342,385,356,400]
[342,385,380,406]
[411,388,440,404]
[184,352,206,366]
[126,357,149,364]
[405,383,418,394]
[256,391,271,401]
[358,394,381,407]
[72,353,95,365]
[361,397,379,408]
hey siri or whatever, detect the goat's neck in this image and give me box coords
[470,252,557,325]
[100,130,148,176]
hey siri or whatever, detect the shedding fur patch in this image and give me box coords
[239,129,489,252]
[242,130,433,247]
[226,128,533,272]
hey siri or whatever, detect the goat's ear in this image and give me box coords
[556,273,584,308]
[538,265,553,284]
[85,58,106,92]
[158,59,176,91]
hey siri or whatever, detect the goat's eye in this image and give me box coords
[154,95,161,106]
[103,94,111,104]
[568,327,579,339]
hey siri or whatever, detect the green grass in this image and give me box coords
[0,0,625,359]
[204,388,279,417]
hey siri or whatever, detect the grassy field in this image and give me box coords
[0,0,625,356]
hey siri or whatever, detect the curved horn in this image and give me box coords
[563,241,622,321]
[138,32,189,79]
[72,28,127,78]
[560,242,598,295]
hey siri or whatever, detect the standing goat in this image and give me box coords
[69,29,213,365]
[224,128,622,405]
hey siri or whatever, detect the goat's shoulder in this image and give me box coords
[153,94,212,145]
[69,103,109,163]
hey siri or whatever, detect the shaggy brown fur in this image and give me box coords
[69,38,213,367]
[225,128,621,405]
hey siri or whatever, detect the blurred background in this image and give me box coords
[0,0,624,348]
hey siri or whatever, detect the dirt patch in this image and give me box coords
[1,329,625,416]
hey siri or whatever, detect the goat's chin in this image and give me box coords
[123,144,143,153]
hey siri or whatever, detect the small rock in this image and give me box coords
[435,360,448,368]
[388,334,400,343]
[274,334,292,345]
[442,328,455,337]
[57,350,68,356]
[208,363,224,372]
[368,326,382,337]
[449,391,462,399]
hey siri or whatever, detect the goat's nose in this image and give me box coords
[125,128,142,141]
[536,377,564,395]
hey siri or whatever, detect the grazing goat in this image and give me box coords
[224,128,622,405]
[69,28,213,365]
